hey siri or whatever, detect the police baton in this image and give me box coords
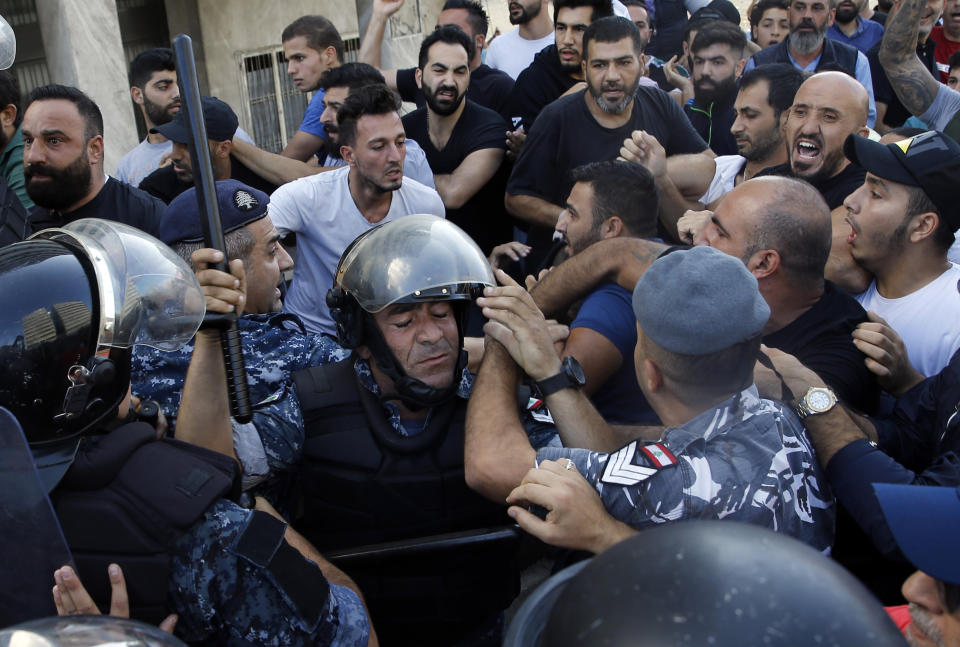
[172,34,253,424]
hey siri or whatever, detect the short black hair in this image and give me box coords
[441,0,489,37]
[553,0,615,25]
[749,0,790,28]
[337,84,401,147]
[949,49,960,70]
[739,63,805,120]
[690,21,747,57]
[282,15,345,61]
[418,24,475,70]
[569,160,659,237]
[27,85,103,141]
[582,16,644,61]
[319,63,386,92]
[128,48,176,89]
[0,71,21,127]
[683,15,718,46]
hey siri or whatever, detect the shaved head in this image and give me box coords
[803,71,869,125]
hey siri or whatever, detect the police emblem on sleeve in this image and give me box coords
[233,189,259,212]
[601,440,678,486]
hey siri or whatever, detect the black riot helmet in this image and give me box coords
[512,521,905,647]
[0,219,204,488]
[327,214,494,409]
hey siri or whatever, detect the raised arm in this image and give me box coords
[878,0,941,117]
[358,0,405,92]
[176,249,244,461]
[529,237,667,318]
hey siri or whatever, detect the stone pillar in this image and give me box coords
[35,0,139,175]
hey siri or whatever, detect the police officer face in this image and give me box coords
[365,302,459,391]
[242,217,293,314]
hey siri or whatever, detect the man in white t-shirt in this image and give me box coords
[268,84,445,335]
[486,0,556,79]
[842,130,960,377]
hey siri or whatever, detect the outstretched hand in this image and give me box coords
[476,269,569,381]
[506,460,634,554]
[53,564,178,633]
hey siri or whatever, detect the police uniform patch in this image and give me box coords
[526,396,554,424]
[601,440,676,486]
[233,189,259,212]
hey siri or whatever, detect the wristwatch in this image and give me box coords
[795,386,838,419]
[535,357,586,397]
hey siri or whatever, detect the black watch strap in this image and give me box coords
[535,357,586,397]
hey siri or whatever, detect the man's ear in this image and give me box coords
[357,344,372,361]
[735,57,747,78]
[745,248,781,280]
[0,104,16,129]
[415,67,423,89]
[908,210,940,244]
[131,86,144,106]
[322,45,339,69]
[643,357,663,393]
[602,216,624,239]
[214,140,232,159]
[341,144,355,165]
[86,135,105,165]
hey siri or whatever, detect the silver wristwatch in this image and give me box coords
[795,386,838,419]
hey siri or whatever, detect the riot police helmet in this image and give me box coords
[327,214,494,408]
[528,521,905,647]
[0,219,204,485]
[0,615,187,646]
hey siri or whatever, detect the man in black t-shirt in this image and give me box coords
[360,0,514,117]
[22,84,163,237]
[756,71,870,209]
[508,0,615,130]
[138,96,277,204]
[401,26,509,255]
[507,16,709,271]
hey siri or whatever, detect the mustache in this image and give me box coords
[24,163,57,179]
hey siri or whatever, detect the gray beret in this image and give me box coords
[632,246,770,355]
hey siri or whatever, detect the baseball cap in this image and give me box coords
[158,179,268,245]
[151,95,238,143]
[632,245,770,355]
[844,131,960,231]
[690,0,742,25]
[874,482,960,586]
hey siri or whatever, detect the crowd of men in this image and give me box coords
[1,0,959,644]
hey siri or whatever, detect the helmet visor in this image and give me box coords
[32,219,205,351]
[336,214,495,313]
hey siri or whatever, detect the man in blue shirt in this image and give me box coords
[553,160,661,424]
[827,0,884,52]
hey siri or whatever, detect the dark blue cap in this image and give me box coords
[159,179,268,245]
[151,95,238,143]
[874,482,960,585]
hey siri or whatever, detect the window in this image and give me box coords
[239,36,359,153]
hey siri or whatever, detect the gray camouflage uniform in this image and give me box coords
[538,386,835,551]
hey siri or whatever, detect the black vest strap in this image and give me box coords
[54,424,239,624]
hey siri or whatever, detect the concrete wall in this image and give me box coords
[36,0,140,174]
[193,0,359,135]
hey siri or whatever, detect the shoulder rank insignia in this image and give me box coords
[601,441,678,486]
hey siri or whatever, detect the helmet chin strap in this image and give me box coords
[361,313,465,411]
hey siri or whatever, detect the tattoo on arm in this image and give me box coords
[879,0,939,115]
